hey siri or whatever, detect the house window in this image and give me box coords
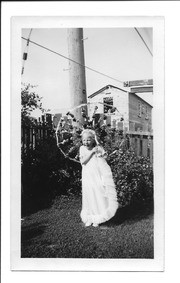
[142,103,145,114]
[103,97,113,114]
[145,106,149,119]
[138,101,141,117]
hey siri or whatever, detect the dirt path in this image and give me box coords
[21,196,154,258]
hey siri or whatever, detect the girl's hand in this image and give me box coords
[96,146,103,157]
[96,146,107,158]
[92,146,98,154]
[102,152,108,158]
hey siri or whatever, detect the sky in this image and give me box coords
[21,28,153,117]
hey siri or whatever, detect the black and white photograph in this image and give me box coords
[4,1,180,282]
[9,15,164,272]
[20,26,154,259]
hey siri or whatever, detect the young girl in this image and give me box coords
[79,129,118,227]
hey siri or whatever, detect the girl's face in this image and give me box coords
[82,133,94,149]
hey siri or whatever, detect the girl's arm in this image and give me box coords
[80,146,96,165]
[96,145,107,158]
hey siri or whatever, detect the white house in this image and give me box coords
[88,84,153,133]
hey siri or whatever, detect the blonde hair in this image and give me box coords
[81,129,99,145]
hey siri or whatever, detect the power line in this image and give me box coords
[21,36,124,85]
[134,28,153,57]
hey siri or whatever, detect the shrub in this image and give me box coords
[21,131,82,215]
[108,148,153,207]
[94,126,153,207]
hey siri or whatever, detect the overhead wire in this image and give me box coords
[21,36,124,85]
[22,29,153,81]
[134,28,153,57]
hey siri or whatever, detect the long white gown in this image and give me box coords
[79,145,118,225]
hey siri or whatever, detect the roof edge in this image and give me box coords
[129,92,153,108]
[88,84,128,99]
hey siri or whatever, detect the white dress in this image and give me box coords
[79,145,118,225]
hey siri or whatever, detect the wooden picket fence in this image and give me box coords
[128,131,153,163]
[21,123,54,149]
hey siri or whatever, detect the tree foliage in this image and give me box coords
[21,83,46,126]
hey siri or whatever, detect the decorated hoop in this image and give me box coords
[55,101,125,163]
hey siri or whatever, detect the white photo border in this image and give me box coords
[10,16,164,272]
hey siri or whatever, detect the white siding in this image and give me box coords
[88,86,129,130]
[111,88,129,130]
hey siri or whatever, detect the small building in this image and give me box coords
[88,84,153,133]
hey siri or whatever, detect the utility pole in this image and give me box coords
[67,28,87,125]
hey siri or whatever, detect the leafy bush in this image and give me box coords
[21,133,82,215]
[95,126,153,207]
[108,148,153,207]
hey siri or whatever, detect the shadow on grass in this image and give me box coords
[101,201,154,227]
[21,195,54,217]
[21,222,48,243]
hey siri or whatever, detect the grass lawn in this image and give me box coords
[21,195,154,258]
